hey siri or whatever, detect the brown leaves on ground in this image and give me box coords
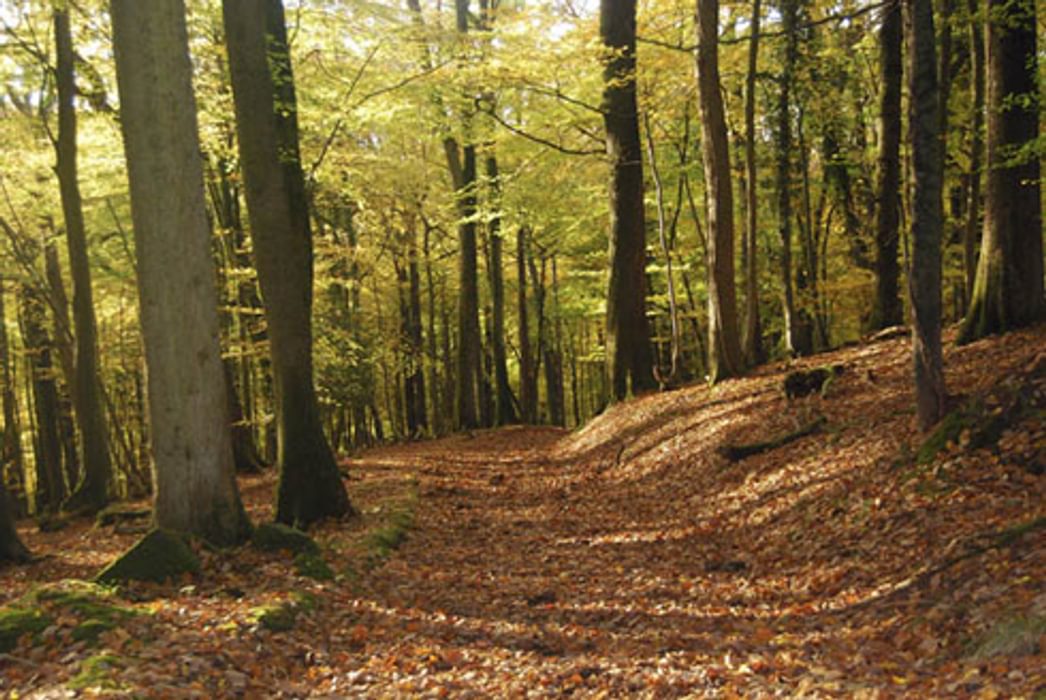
[2,324,1044,697]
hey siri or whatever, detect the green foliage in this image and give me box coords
[69,653,126,692]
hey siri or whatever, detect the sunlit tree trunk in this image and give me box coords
[601,0,655,399]
[222,0,353,525]
[742,0,763,365]
[111,0,251,544]
[906,0,947,430]
[963,0,985,310]
[959,0,1043,341]
[696,0,743,382]
[485,156,519,425]
[53,8,113,514]
[517,226,537,423]
[872,0,904,329]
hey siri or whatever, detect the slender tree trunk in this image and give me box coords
[696,0,743,381]
[872,0,904,329]
[423,223,442,435]
[601,0,655,399]
[963,0,985,309]
[42,244,79,492]
[775,0,809,355]
[742,0,763,365]
[485,156,518,425]
[20,287,65,514]
[907,0,947,430]
[111,0,251,544]
[517,226,536,423]
[453,144,483,429]
[408,226,427,434]
[222,0,352,525]
[53,8,113,514]
[0,278,23,500]
[959,0,1043,341]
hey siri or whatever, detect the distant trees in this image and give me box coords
[959,0,1044,342]
[601,0,655,399]
[222,0,353,526]
[110,0,251,544]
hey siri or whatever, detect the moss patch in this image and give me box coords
[96,529,200,584]
[294,552,334,581]
[252,602,296,632]
[69,652,125,692]
[251,522,320,556]
[971,614,1046,659]
[0,607,52,653]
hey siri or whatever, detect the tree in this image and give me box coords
[53,8,114,514]
[222,0,353,526]
[742,0,764,365]
[601,0,655,399]
[871,0,903,329]
[906,0,947,430]
[959,0,1044,341]
[0,479,29,563]
[110,0,251,544]
[695,0,743,382]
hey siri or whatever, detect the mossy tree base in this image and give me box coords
[251,522,320,556]
[96,529,200,584]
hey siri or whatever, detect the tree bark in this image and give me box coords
[872,0,904,329]
[222,0,352,525]
[742,0,763,365]
[963,0,985,308]
[695,0,743,382]
[601,0,655,399]
[517,226,536,423]
[485,155,518,425]
[0,278,23,502]
[0,479,28,563]
[53,8,113,514]
[111,0,251,544]
[906,0,948,430]
[959,0,1044,341]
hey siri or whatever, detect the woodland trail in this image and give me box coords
[1,326,1043,697]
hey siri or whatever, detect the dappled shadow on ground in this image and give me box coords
[1,325,1043,697]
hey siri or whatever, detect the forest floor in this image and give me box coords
[1,324,1044,698]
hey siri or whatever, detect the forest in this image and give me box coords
[0,0,1043,695]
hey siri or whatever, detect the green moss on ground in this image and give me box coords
[251,522,320,556]
[294,552,334,581]
[252,602,296,632]
[971,614,1046,659]
[69,652,125,692]
[0,607,52,653]
[96,529,200,584]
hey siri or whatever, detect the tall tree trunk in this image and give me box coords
[963,0,985,309]
[407,226,427,434]
[959,0,1043,341]
[453,144,483,429]
[695,0,743,381]
[601,0,655,399]
[907,0,947,430]
[0,479,29,563]
[19,287,65,514]
[742,0,763,365]
[774,0,809,355]
[42,244,79,493]
[53,8,113,514]
[111,0,251,544]
[517,226,537,423]
[423,222,442,435]
[222,0,352,525]
[485,156,518,425]
[872,0,904,329]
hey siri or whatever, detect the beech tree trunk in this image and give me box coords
[695,0,743,382]
[486,156,519,425]
[0,277,23,497]
[872,0,904,329]
[111,0,251,544]
[963,0,985,309]
[517,226,537,423]
[601,0,655,399]
[742,0,763,365]
[222,0,352,525]
[53,9,113,514]
[0,479,28,563]
[906,0,947,430]
[959,0,1044,341]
